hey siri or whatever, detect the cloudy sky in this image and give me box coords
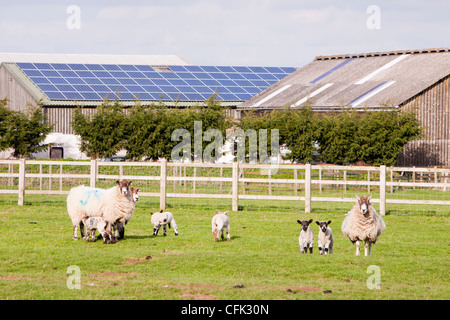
[1,0,449,67]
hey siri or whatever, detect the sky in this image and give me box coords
[0,0,449,68]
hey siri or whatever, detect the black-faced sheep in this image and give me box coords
[297,219,314,254]
[341,196,386,256]
[211,211,230,242]
[150,210,179,236]
[67,180,135,240]
[316,220,333,255]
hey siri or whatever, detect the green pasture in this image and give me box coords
[0,194,448,300]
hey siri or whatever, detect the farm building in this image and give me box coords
[239,48,450,167]
[0,53,296,159]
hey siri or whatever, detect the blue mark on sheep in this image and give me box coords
[79,188,104,206]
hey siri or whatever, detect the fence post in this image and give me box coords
[160,159,167,210]
[90,160,97,188]
[305,163,311,214]
[379,165,386,216]
[18,158,26,206]
[232,162,239,211]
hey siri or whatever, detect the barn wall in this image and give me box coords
[0,66,38,112]
[398,75,450,167]
[44,106,99,134]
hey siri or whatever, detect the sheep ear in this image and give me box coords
[224,211,229,215]
[308,219,313,224]
[160,210,163,213]
[355,195,360,202]
[297,220,301,224]
[368,196,372,203]
[316,221,320,225]
[327,220,332,225]
[216,210,219,214]
[137,188,140,192]
[129,181,133,186]
[116,180,120,185]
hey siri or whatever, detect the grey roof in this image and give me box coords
[239,48,450,110]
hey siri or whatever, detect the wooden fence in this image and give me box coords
[1,159,450,215]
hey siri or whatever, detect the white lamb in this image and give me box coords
[316,220,333,255]
[67,180,135,241]
[341,196,386,256]
[150,210,179,236]
[211,211,230,242]
[81,216,114,244]
[297,219,314,254]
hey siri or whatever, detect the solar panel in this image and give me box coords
[17,62,296,102]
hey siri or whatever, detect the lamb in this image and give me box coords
[150,210,179,236]
[81,216,114,244]
[341,196,386,256]
[211,211,230,242]
[67,180,135,241]
[316,220,333,255]
[297,219,314,254]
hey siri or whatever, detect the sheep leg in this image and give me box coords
[309,244,313,254]
[355,241,360,256]
[365,241,372,256]
[163,224,167,236]
[80,221,85,239]
[226,224,230,241]
[72,225,78,240]
[213,229,219,242]
[153,225,160,236]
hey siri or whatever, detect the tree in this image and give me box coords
[72,101,126,160]
[0,102,54,158]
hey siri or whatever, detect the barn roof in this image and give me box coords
[239,48,450,111]
[0,53,296,107]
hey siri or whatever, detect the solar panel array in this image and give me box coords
[16,62,296,102]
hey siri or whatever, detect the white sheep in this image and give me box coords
[297,219,314,254]
[316,220,333,255]
[150,210,179,236]
[81,216,114,244]
[211,211,230,242]
[67,180,135,241]
[341,196,386,256]
[114,187,140,240]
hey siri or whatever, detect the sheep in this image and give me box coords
[114,187,140,240]
[67,180,135,241]
[297,219,314,254]
[150,210,179,236]
[211,211,230,242]
[81,216,114,244]
[316,220,333,255]
[341,195,386,256]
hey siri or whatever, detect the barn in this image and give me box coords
[0,53,296,159]
[238,48,450,167]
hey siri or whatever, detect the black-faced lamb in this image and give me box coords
[211,211,230,242]
[297,219,314,254]
[67,180,135,240]
[316,220,333,255]
[150,210,179,236]
[81,216,114,244]
[341,196,386,256]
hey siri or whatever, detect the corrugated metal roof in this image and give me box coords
[0,52,191,66]
[240,48,450,110]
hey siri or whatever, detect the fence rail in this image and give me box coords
[1,159,449,215]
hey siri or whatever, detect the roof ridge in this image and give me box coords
[315,47,450,60]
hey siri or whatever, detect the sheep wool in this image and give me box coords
[211,211,230,242]
[151,210,179,236]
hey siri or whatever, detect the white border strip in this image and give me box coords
[355,54,409,85]
[291,83,334,107]
[351,81,396,107]
[253,84,292,107]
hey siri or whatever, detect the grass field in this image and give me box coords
[0,194,448,300]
